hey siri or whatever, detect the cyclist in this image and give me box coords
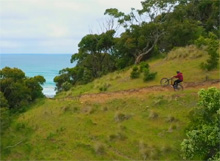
[173,71,183,89]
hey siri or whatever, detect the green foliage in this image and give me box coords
[0,67,45,109]
[181,88,220,160]
[61,82,72,91]
[130,62,157,81]
[0,91,9,108]
[0,107,11,134]
[139,61,149,72]
[55,0,219,93]
[143,68,157,81]
[0,66,25,80]
[195,32,219,71]
[99,83,111,92]
[139,62,157,81]
[104,0,219,63]
[55,30,116,92]
[130,66,140,79]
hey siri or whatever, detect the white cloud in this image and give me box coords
[0,0,142,53]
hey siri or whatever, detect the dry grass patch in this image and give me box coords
[166,45,205,60]
[94,143,105,155]
[148,110,159,119]
[114,112,132,122]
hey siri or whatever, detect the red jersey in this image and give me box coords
[174,72,183,81]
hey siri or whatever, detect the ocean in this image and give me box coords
[0,54,75,97]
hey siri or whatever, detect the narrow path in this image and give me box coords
[55,80,220,103]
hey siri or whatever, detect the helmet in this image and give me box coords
[176,71,180,73]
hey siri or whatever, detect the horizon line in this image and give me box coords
[0,53,74,55]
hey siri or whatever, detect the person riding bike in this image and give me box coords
[172,71,183,89]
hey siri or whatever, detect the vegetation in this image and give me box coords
[130,62,157,81]
[54,0,219,93]
[0,89,202,160]
[0,67,45,109]
[130,66,140,79]
[1,45,220,160]
[181,88,220,160]
[1,0,220,160]
[0,67,45,134]
[195,32,219,71]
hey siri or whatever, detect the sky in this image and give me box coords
[0,0,142,54]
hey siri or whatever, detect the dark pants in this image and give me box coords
[174,79,182,88]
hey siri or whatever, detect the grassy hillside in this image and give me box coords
[56,45,219,98]
[1,90,201,160]
[1,45,219,160]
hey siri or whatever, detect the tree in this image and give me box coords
[25,76,46,100]
[0,67,45,109]
[195,32,219,71]
[104,0,179,64]
[0,91,9,108]
[181,87,220,160]
[180,0,220,35]
[54,30,116,92]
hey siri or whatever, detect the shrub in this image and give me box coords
[139,62,149,72]
[181,87,220,160]
[143,68,157,81]
[61,82,72,91]
[130,66,140,79]
[195,33,219,71]
[99,83,111,92]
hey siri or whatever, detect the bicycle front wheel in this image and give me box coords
[160,78,169,87]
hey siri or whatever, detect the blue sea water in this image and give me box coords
[0,54,75,97]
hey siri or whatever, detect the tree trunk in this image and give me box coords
[134,31,163,64]
[135,54,144,64]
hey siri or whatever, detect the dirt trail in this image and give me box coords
[56,80,220,103]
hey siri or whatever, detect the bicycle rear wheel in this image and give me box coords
[174,84,183,91]
[160,78,169,86]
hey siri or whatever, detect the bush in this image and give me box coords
[0,67,45,109]
[99,83,111,92]
[139,62,149,72]
[195,33,219,71]
[61,82,72,91]
[181,87,220,160]
[130,66,140,79]
[143,68,157,81]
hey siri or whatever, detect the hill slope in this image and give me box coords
[56,45,219,98]
[1,46,219,160]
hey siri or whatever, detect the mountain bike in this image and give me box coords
[160,77,183,91]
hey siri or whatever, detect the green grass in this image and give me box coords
[1,45,219,160]
[1,90,203,160]
[56,45,219,98]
